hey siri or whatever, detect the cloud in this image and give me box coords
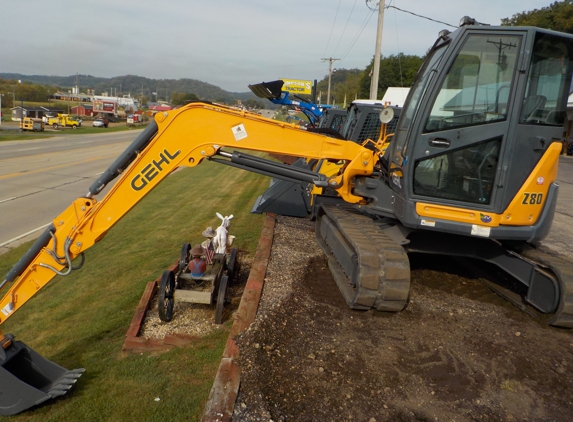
[0,0,553,91]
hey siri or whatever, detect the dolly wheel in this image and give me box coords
[158,270,175,322]
[226,247,238,280]
[179,243,191,273]
[215,275,229,324]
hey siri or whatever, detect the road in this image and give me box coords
[0,112,281,255]
[545,154,573,257]
[0,130,137,253]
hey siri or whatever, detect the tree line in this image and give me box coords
[0,79,58,107]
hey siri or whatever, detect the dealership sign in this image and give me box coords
[280,79,313,95]
[93,100,116,113]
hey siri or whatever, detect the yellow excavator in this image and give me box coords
[2,19,573,414]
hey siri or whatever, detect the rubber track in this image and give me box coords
[316,204,410,312]
[520,246,573,328]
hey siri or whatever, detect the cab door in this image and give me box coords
[408,31,525,210]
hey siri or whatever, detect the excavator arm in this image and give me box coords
[0,102,377,328]
[0,102,378,415]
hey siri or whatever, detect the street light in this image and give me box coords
[0,93,4,127]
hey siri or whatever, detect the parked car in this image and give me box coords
[93,118,109,128]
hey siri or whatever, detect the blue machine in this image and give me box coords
[248,80,325,126]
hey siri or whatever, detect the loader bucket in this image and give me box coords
[248,80,284,100]
[0,334,84,415]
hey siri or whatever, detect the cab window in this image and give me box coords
[521,33,573,125]
[424,34,521,133]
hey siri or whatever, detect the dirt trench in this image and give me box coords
[232,216,573,422]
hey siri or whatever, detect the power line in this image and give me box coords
[340,8,375,61]
[386,5,457,28]
[332,0,359,57]
[323,0,343,57]
[332,0,456,75]
[388,1,405,89]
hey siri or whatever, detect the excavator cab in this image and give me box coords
[384,24,573,241]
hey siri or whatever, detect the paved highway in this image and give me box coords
[0,130,137,253]
[0,110,279,255]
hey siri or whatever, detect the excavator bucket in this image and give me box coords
[251,178,310,217]
[0,334,84,416]
[251,158,311,217]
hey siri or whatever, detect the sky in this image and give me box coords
[0,0,556,93]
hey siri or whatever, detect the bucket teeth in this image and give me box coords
[47,389,69,398]
[47,368,85,398]
[68,368,86,377]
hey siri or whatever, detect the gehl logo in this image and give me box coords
[131,149,181,191]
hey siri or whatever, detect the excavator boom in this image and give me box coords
[1,103,376,327]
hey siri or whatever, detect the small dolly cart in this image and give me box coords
[157,214,237,324]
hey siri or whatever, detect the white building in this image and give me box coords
[381,87,410,108]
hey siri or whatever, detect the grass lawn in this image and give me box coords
[0,158,270,421]
[0,123,141,142]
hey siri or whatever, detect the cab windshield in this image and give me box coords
[392,43,448,165]
[424,34,521,133]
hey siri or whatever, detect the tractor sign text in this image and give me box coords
[131,149,181,191]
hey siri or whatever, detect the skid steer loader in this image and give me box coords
[2,19,573,414]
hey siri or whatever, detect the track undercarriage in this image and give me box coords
[315,204,573,328]
[315,204,411,312]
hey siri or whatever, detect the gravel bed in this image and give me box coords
[138,213,573,421]
[232,215,320,421]
[140,255,252,339]
[255,216,320,316]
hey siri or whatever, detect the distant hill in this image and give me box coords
[0,73,258,104]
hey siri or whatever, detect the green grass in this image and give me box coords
[0,131,55,141]
[0,124,142,141]
[0,159,270,421]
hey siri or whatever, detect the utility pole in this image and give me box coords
[17,80,23,131]
[369,0,386,100]
[321,57,340,105]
